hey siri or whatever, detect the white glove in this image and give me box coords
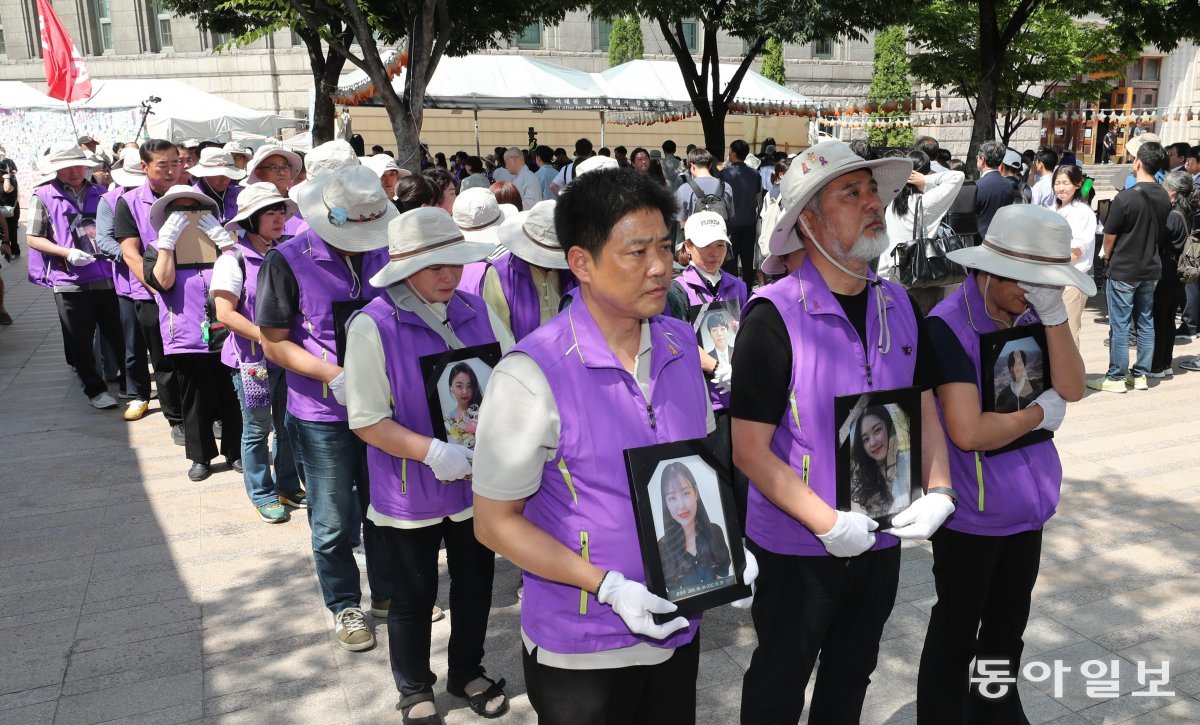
[423,438,474,482]
[1031,389,1066,431]
[327,370,347,405]
[713,363,733,395]
[730,547,758,609]
[156,211,189,251]
[597,571,690,639]
[65,248,96,266]
[816,510,878,557]
[1019,282,1068,327]
[887,492,956,540]
[198,214,236,249]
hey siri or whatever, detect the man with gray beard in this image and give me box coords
[732,139,955,723]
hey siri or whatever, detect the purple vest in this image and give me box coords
[118,181,163,301]
[486,253,578,342]
[744,257,917,556]
[157,264,215,355]
[284,215,307,237]
[28,180,112,289]
[274,230,388,423]
[928,274,1062,536]
[517,294,709,654]
[104,186,150,301]
[361,291,497,520]
[193,179,242,223]
[219,235,271,369]
[457,261,488,295]
[675,265,748,410]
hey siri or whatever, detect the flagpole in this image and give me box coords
[65,99,80,139]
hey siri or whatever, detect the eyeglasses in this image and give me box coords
[257,164,292,174]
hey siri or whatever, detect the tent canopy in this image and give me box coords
[600,59,815,109]
[0,81,64,109]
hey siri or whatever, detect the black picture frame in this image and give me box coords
[834,386,923,529]
[624,437,752,622]
[686,298,741,366]
[418,343,502,450]
[980,325,1053,456]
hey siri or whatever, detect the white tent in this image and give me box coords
[71,78,302,141]
[600,60,816,110]
[0,81,64,109]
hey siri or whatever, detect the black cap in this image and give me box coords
[78,135,97,145]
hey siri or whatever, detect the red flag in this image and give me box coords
[36,0,92,102]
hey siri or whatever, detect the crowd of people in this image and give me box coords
[8,121,1195,724]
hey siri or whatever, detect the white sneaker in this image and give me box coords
[89,392,118,409]
[124,399,149,421]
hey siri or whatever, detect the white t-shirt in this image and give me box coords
[210,251,245,297]
[1057,199,1098,274]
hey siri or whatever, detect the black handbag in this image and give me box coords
[891,195,972,289]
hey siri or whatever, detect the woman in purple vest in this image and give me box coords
[245,144,304,236]
[918,204,1089,723]
[484,199,576,341]
[453,187,517,296]
[189,147,246,224]
[142,185,244,482]
[211,183,305,524]
[473,168,745,724]
[345,207,515,724]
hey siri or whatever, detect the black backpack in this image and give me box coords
[1177,213,1200,284]
[687,178,730,221]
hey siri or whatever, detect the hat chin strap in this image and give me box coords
[800,217,891,355]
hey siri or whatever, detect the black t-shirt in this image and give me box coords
[254,247,365,330]
[112,190,168,241]
[925,317,976,385]
[730,288,940,424]
[1103,182,1171,282]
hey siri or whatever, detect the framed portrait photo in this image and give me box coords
[418,343,501,450]
[980,325,1052,455]
[686,299,741,370]
[174,210,220,268]
[834,386,922,529]
[624,438,751,621]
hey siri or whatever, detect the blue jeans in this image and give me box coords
[285,415,393,613]
[231,366,302,507]
[1106,278,1157,379]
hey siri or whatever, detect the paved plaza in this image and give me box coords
[1,253,1199,724]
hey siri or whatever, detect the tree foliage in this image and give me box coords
[608,17,644,66]
[866,26,914,148]
[760,38,787,86]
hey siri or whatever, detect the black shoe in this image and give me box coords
[229,458,243,473]
[188,462,211,481]
[213,420,223,439]
[118,390,137,400]
[171,424,185,447]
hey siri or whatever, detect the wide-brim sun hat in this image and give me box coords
[361,154,413,179]
[289,165,396,253]
[1124,132,1161,159]
[768,139,910,258]
[189,148,247,180]
[497,199,568,270]
[223,182,299,232]
[575,155,619,177]
[223,141,252,159]
[246,144,304,184]
[370,207,496,288]
[453,187,519,243]
[149,184,219,229]
[37,141,101,184]
[305,139,360,179]
[110,147,147,188]
[947,204,1097,296]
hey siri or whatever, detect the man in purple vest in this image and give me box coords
[733,140,957,723]
[484,198,575,341]
[918,205,1088,723]
[25,142,125,410]
[473,168,728,724]
[115,139,186,443]
[189,148,246,224]
[256,166,397,653]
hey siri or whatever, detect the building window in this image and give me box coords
[211,31,231,48]
[597,19,612,51]
[95,0,113,53]
[152,0,173,50]
[0,23,6,57]
[291,28,303,46]
[813,38,833,59]
[516,24,542,49]
[680,18,698,52]
[1143,58,1160,82]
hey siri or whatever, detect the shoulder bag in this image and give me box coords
[890,195,972,289]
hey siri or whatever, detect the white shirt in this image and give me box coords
[1056,199,1098,274]
[881,170,966,277]
[493,166,543,210]
[1030,173,1056,208]
[210,250,245,297]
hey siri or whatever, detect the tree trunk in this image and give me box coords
[702,105,727,156]
[967,0,1002,173]
[300,28,347,146]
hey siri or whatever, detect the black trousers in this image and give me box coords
[917,527,1043,725]
[381,516,494,696]
[721,224,758,289]
[3,212,19,256]
[1151,277,1184,372]
[54,289,125,399]
[740,542,901,725]
[171,352,241,464]
[117,295,151,400]
[523,633,700,725]
[133,298,182,426]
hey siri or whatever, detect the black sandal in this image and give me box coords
[447,675,510,719]
[398,689,443,725]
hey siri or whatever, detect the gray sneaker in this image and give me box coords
[334,607,374,651]
[1180,356,1200,372]
[89,392,118,409]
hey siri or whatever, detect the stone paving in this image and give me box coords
[1,253,1199,724]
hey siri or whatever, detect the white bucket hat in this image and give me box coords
[453,187,518,243]
[189,147,248,180]
[768,140,910,258]
[37,142,100,184]
[947,205,1097,296]
[246,144,303,184]
[575,155,619,177]
[1124,132,1161,159]
[361,154,412,179]
[497,200,568,270]
[223,141,253,159]
[369,207,495,288]
[149,184,219,229]
[305,140,360,179]
[289,165,396,253]
[683,211,730,248]
[110,147,147,188]
[223,182,299,232]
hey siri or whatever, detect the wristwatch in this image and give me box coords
[926,486,958,505]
